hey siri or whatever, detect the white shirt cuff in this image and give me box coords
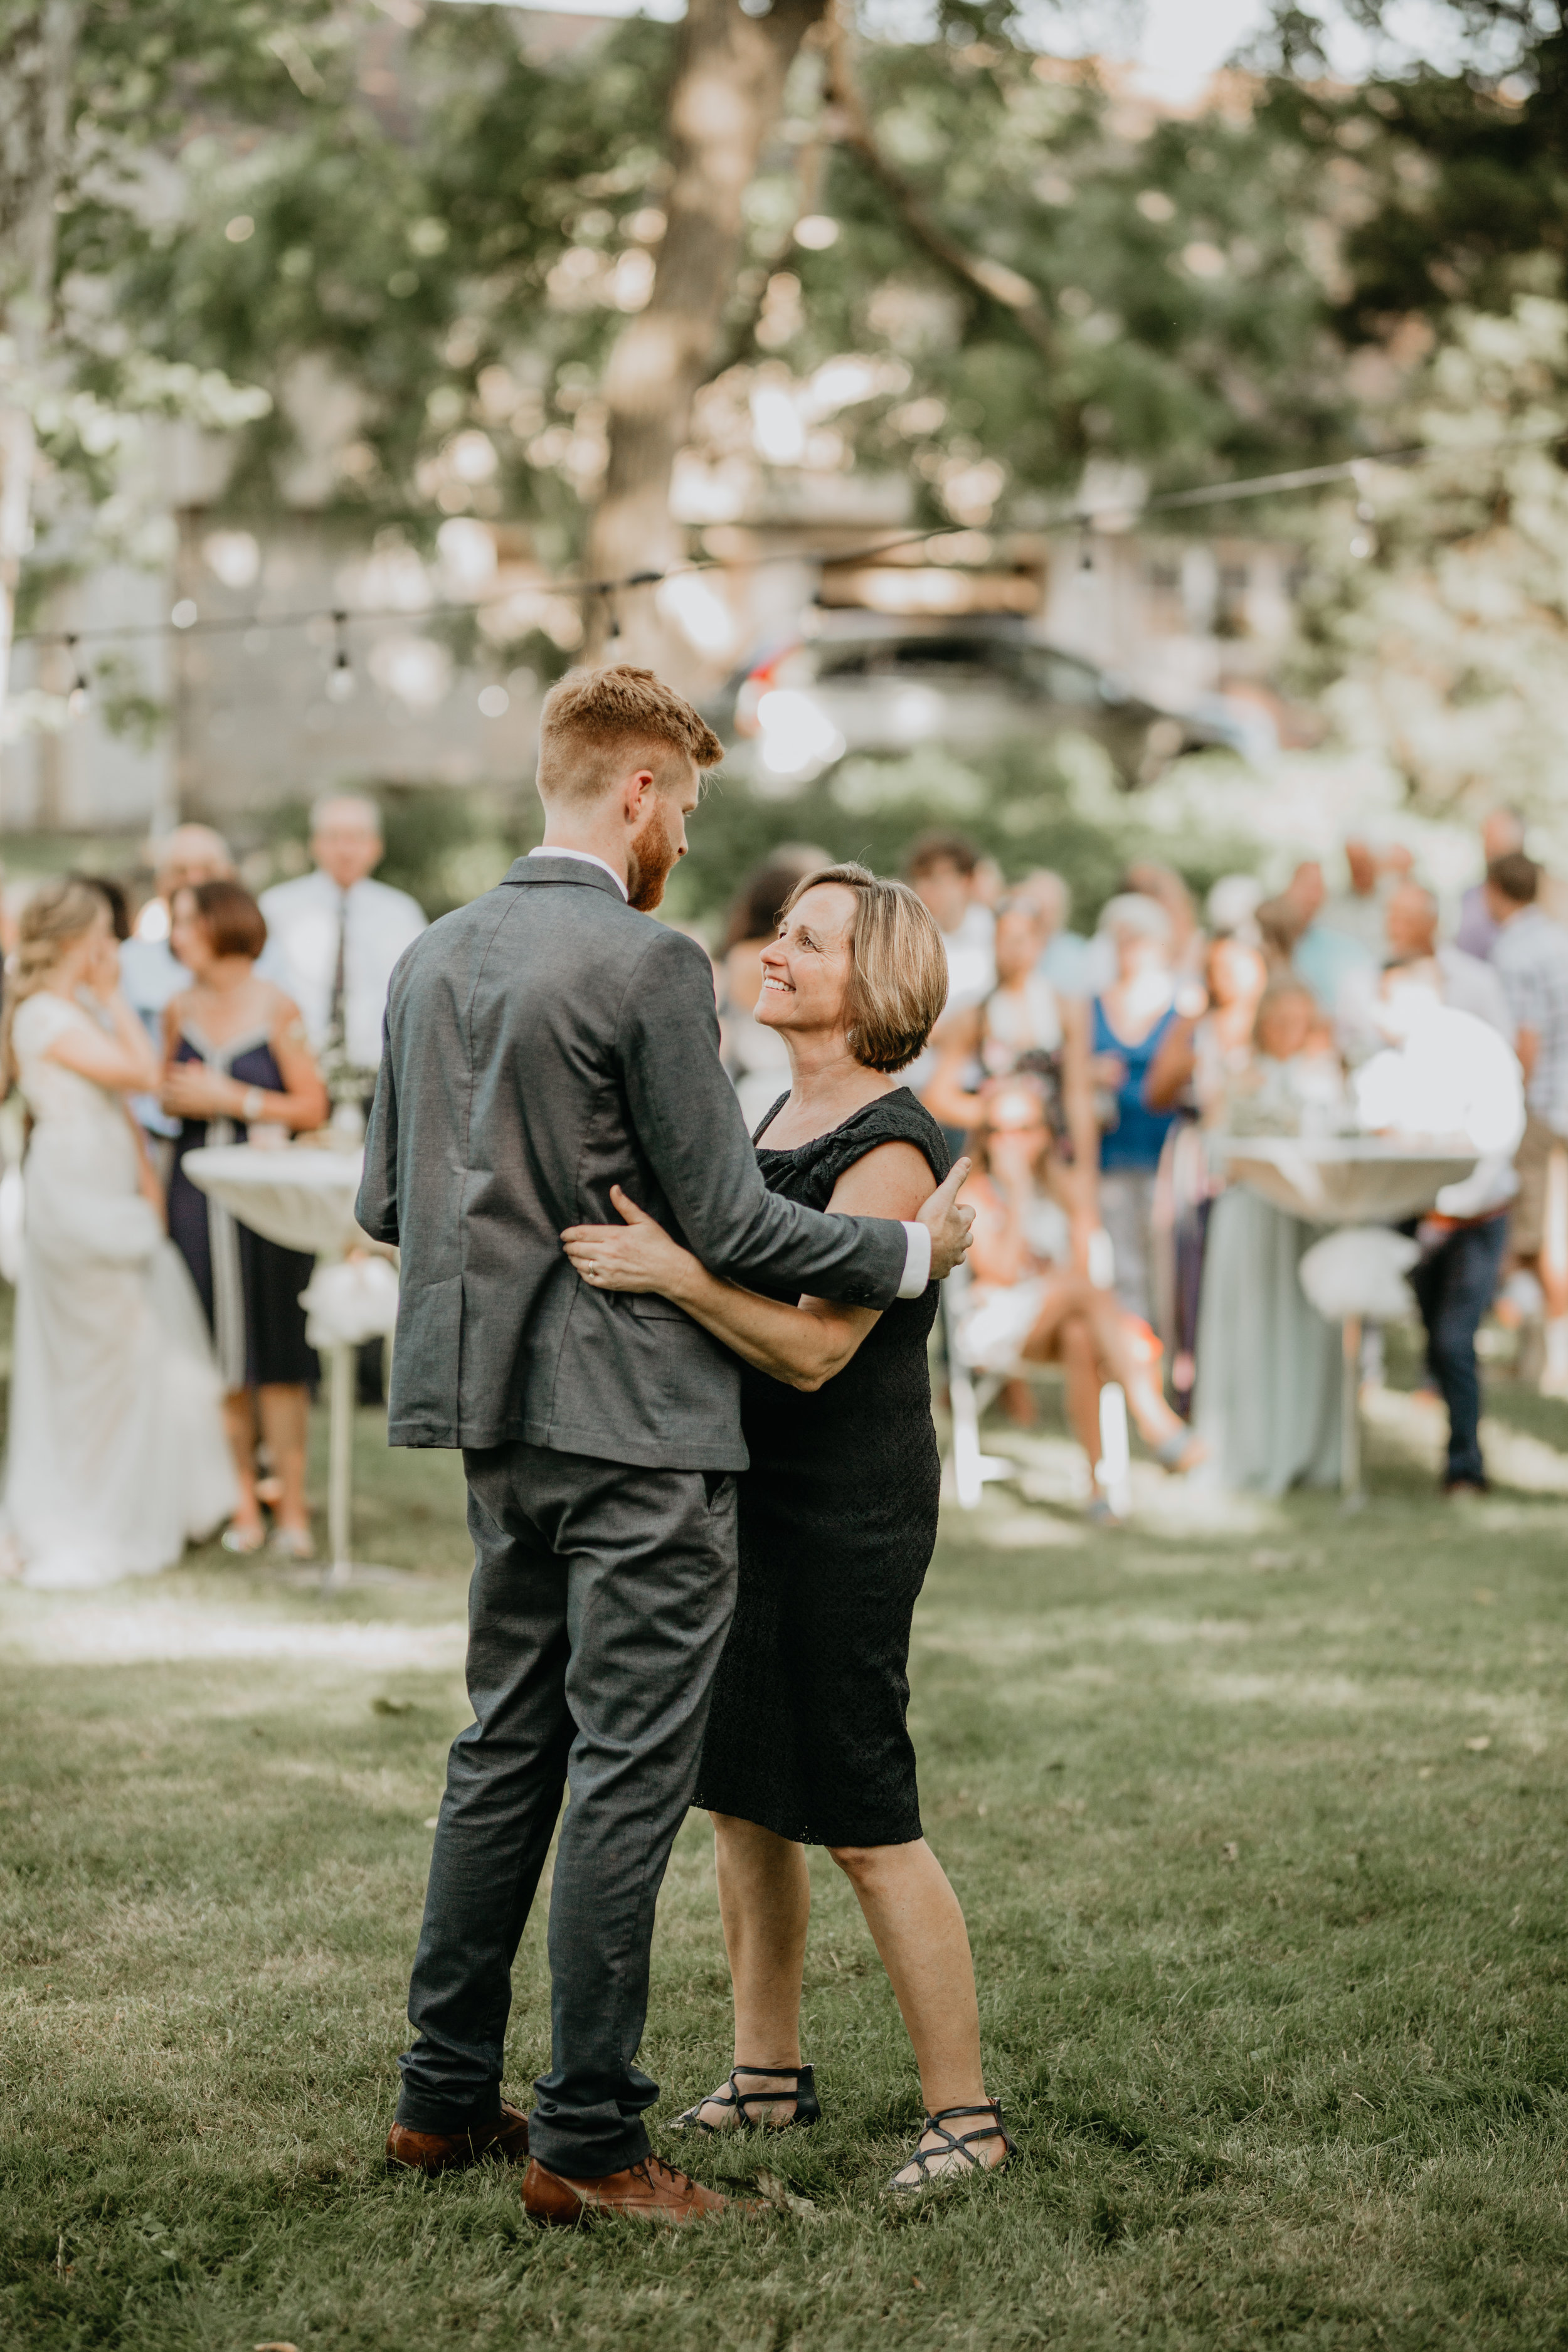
[896,1221,931,1300]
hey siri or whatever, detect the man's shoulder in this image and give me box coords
[258,872,319,916]
[1498,910,1568,968]
[395,879,675,976]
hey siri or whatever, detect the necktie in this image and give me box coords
[329,887,349,1051]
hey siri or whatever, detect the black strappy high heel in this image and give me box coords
[887,2099,1014,2192]
[672,2063,821,2134]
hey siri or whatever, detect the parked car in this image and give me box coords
[706,615,1232,789]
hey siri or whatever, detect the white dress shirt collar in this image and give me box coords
[527,845,628,901]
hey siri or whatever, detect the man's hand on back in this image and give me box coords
[918,1158,975,1279]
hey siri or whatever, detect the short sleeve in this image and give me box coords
[816,1095,951,1193]
[11,993,87,1057]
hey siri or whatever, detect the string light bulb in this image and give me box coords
[325,608,356,702]
[65,634,90,718]
[1349,461,1377,560]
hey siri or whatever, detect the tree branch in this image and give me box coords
[822,2,1056,359]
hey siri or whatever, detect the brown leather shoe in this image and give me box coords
[385,2100,530,2175]
[521,2152,759,2225]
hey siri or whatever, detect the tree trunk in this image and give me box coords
[584,0,827,667]
[0,1,81,779]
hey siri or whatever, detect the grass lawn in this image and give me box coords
[4,1367,1568,2350]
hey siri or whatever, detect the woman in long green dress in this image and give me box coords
[1192,982,1343,1495]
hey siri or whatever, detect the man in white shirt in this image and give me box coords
[259,795,426,1099]
[261,797,425,1404]
[1353,964,1524,1495]
[1335,881,1514,1064]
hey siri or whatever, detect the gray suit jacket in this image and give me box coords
[356,856,909,1471]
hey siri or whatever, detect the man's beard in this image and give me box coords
[627,800,679,912]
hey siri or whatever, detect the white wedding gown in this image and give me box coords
[3,993,237,1588]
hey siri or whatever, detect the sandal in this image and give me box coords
[1154,1428,1207,1473]
[672,2063,820,2134]
[221,1522,265,1555]
[887,2099,1015,2194]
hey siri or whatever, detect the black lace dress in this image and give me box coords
[693,1088,950,1848]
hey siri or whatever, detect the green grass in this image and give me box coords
[4,1375,1568,2350]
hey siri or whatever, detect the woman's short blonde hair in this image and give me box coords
[778,862,949,1073]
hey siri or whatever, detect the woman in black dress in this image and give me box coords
[161,881,329,1557]
[562,864,1011,2193]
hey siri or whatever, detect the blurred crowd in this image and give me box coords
[719,809,1554,1512]
[0,797,423,1586]
[3,780,1562,1583]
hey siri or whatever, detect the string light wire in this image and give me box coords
[9,418,1562,659]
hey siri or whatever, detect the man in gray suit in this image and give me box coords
[359,665,973,2225]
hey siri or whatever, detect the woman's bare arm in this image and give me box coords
[563,1138,953,1392]
[1059,995,1100,1204]
[161,989,329,1130]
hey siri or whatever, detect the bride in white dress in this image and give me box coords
[1,879,236,1588]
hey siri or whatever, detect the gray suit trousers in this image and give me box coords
[395,1441,738,2176]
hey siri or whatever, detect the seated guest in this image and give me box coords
[1354,962,1524,1495]
[956,1079,1204,1519]
[923,894,1098,1207]
[1225,979,1345,1135]
[161,882,329,1558]
[1190,984,1347,1493]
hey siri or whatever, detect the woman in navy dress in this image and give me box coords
[563,865,1012,2194]
[161,881,329,1556]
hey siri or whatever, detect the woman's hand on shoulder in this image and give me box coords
[561,1185,699,1299]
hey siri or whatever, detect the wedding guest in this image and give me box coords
[922,894,1098,1212]
[904,829,995,1013]
[1353,963,1523,1495]
[0,879,235,1586]
[1015,867,1096,997]
[258,795,425,1112]
[563,864,1010,2192]
[162,881,329,1557]
[1289,856,1378,1012]
[1456,808,1527,960]
[1145,933,1269,1406]
[1322,837,1412,958]
[1335,881,1514,1066]
[1190,982,1345,1493]
[1485,850,1568,1395]
[260,796,423,1404]
[954,1079,1204,1515]
[120,827,247,1151]
[1086,893,1179,1323]
[1123,859,1204,982]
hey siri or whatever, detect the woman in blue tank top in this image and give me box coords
[1088,894,1180,1323]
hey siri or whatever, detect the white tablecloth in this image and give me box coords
[1216,1136,1480,1226]
[180,1143,368,1258]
